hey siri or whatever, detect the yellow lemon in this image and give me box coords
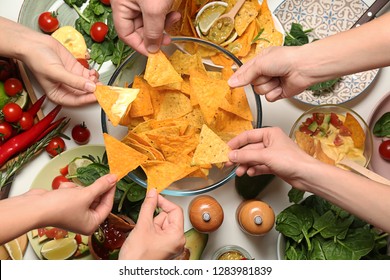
[4,239,23,260]
[67,157,93,185]
[40,237,77,260]
[51,26,87,59]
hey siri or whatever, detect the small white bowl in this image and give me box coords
[195,1,228,38]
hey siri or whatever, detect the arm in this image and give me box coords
[119,188,185,259]
[227,127,390,233]
[111,0,182,55]
[228,12,390,101]
[0,174,116,244]
[0,16,98,106]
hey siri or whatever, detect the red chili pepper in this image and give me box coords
[0,105,62,167]
[35,116,67,142]
[27,95,46,117]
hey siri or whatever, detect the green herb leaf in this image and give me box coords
[373,112,390,137]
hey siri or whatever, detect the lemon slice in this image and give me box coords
[14,90,29,110]
[4,239,23,260]
[40,237,78,260]
[196,4,227,35]
[68,157,93,186]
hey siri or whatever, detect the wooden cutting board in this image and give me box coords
[0,234,28,260]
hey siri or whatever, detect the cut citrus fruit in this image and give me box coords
[40,237,77,260]
[67,157,93,186]
[196,4,227,35]
[4,239,23,260]
[14,90,29,110]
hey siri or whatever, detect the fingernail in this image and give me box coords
[228,150,237,162]
[106,174,117,184]
[228,76,238,87]
[147,45,159,53]
[85,81,96,92]
[147,188,157,198]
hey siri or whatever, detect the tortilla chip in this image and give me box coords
[144,50,183,87]
[130,76,154,118]
[94,85,139,126]
[235,1,258,36]
[343,113,366,149]
[295,131,315,156]
[103,133,148,180]
[315,141,335,165]
[156,91,193,120]
[191,124,231,165]
[169,50,205,75]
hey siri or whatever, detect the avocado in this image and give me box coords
[235,173,275,199]
[175,228,208,260]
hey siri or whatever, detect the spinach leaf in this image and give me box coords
[75,163,109,185]
[287,187,304,204]
[373,112,390,137]
[90,41,115,65]
[308,78,340,94]
[64,0,87,8]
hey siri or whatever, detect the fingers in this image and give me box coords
[156,195,184,229]
[49,65,97,93]
[228,57,258,87]
[141,9,168,53]
[137,188,159,225]
[87,174,117,219]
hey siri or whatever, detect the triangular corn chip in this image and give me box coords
[191,124,231,166]
[94,85,139,126]
[103,133,148,180]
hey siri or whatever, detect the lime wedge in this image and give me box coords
[0,81,10,109]
[40,237,77,260]
[68,157,93,186]
[14,90,29,110]
[197,4,226,35]
[4,239,23,260]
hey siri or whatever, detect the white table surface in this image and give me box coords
[1,0,388,260]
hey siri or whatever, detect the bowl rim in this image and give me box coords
[101,36,262,196]
[289,104,373,167]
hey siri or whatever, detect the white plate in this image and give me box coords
[367,91,390,180]
[26,145,106,260]
[18,0,116,85]
[274,0,379,105]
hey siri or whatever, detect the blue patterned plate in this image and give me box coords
[274,0,379,105]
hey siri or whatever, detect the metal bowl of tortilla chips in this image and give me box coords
[289,104,373,170]
[100,37,262,196]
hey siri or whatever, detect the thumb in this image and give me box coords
[228,57,258,88]
[138,188,158,223]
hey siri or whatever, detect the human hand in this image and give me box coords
[119,188,185,260]
[39,174,117,235]
[111,0,182,55]
[228,46,315,102]
[21,34,99,107]
[226,127,318,189]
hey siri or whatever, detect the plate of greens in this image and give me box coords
[367,91,390,180]
[18,0,133,85]
[276,194,389,260]
[274,0,379,105]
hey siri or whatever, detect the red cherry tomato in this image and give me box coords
[379,140,390,161]
[72,122,91,145]
[100,0,111,5]
[0,121,13,141]
[38,11,59,33]
[60,165,69,176]
[77,58,90,69]
[90,22,108,43]
[4,78,23,97]
[2,102,23,123]
[51,175,70,190]
[0,60,12,82]
[17,111,34,131]
[45,227,68,239]
[46,136,66,157]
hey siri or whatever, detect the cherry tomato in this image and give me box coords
[2,102,23,123]
[379,140,390,161]
[38,11,59,33]
[0,60,12,81]
[0,121,13,141]
[90,22,108,43]
[75,234,83,244]
[77,58,90,69]
[51,175,70,190]
[72,122,91,145]
[17,111,34,131]
[100,0,111,5]
[45,227,68,239]
[46,136,66,157]
[4,78,23,97]
[60,165,69,176]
